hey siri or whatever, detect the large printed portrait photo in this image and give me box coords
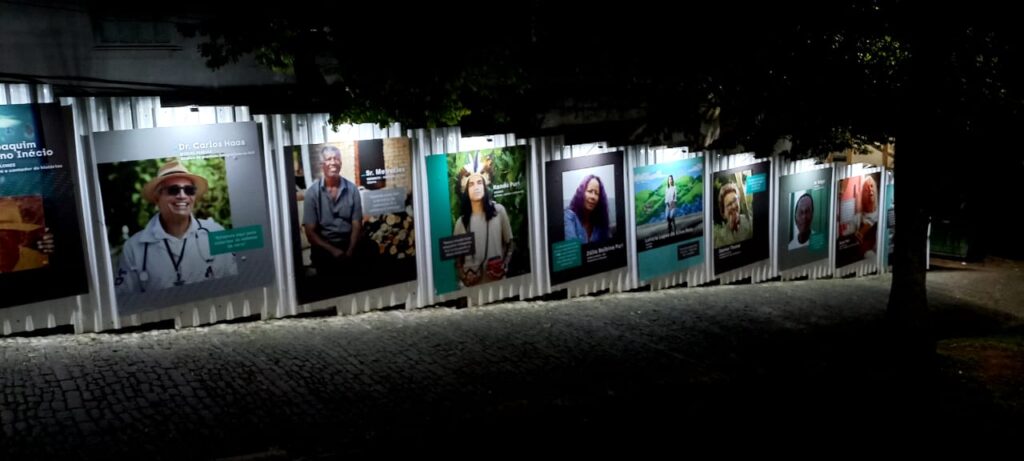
[98,157,237,293]
[713,172,755,249]
[93,122,274,315]
[786,189,823,251]
[711,161,770,275]
[544,151,627,286]
[633,157,705,282]
[634,158,703,249]
[561,164,617,245]
[427,146,531,295]
[836,172,881,268]
[0,103,88,309]
[285,138,416,304]
[777,168,832,271]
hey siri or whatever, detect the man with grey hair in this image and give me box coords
[303,145,363,276]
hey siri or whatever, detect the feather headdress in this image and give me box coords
[459,152,492,193]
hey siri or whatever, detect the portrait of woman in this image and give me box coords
[664,174,677,235]
[564,174,612,244]
[840,176,878,248]
[837,172,881,266]
[545,152,625,285]
[855,174,879,257]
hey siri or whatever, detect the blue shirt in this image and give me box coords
[302,177,363,243]
[564,208,611,244]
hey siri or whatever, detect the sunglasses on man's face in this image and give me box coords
[162,185,197,196]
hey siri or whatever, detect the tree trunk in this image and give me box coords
[885,144,933,359]
[887,6,949,360]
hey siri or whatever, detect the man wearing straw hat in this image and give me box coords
[115,160,237,293]
[0,197,52,273]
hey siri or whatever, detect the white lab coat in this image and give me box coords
[115,214,238,294]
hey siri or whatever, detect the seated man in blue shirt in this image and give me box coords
[302,145,363,276]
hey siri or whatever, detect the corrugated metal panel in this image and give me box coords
[413,127,539,308]
[131,97,159,129]
[411,129,436,307]
[68,100,105,333]
[109,97,133,130]
[234,107,251,122]
[35,85,54,103]
[78,98,118,333]
[254,113,290,320]
[251,113,288,319]
[5,83,33,104]
[623,144,645,291]
[710,152,774,284]
[834,163,883,278]
[215,106,236,124]
[0,297,82,336]
[263,114,295,320]
[522,135,560,297]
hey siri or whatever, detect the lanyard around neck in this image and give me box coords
[164,238,188,284]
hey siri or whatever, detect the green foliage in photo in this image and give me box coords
[98,157,232,257]
[635,176,703,225]
[444,146,530,256]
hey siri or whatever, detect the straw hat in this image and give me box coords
[0,199,42,233]
[141,160,209,203]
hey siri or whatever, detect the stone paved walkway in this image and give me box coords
[2,266,1021,458]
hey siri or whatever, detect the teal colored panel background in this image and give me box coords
[788,187,830,241]
[427,156,457,294]
[551,239,582,272]
[638,236,703,282]
[778,168,833,271]
[808,232,827,252]
[884,183,894,267]
[745,173,767,194]
[208,225,263,255]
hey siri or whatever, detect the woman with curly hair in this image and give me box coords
[564,174,612,244]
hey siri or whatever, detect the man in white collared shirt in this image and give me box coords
[115,160,237,294]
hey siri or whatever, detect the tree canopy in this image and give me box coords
[181,1,1024,353]
[179,2,1021,156]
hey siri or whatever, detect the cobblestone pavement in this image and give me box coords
[1,271,1021,458]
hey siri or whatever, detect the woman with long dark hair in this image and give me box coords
[453,155,513,287]
[564,174,612,243]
